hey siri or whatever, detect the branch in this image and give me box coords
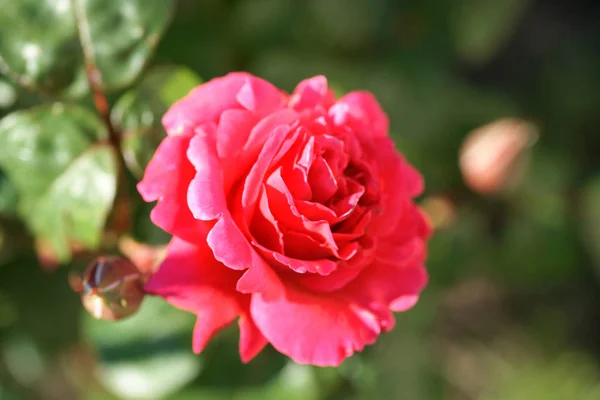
[72,0,132,235]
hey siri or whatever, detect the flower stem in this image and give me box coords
[72,0,132,235]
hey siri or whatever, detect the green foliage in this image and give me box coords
[112,66,202,178]
[84,297,200,400]
[452,0,533,65]
[480,353,600,400]
[0,0,599,399]
[581,176,600,274]
[0,105,117,261]
[0,169,18,216]
[0,0,173,96]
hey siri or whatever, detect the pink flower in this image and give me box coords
[138,73,431,366]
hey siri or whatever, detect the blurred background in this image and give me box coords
[1,0,600,399]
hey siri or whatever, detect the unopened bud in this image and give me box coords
[421,195,455,230]
[77,257,145,321]
[459,118,537,194]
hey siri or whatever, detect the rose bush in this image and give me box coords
[138,73,431,366]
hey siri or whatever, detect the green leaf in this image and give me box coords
[0,255,81,352]
[0,386,21,400]
[0,104,117,261]
[0,0,174,96]
[112,65,202,178]
[0,77,17,109]
[581,176,600,274]
[481,353,600,400]
[84,296,200,400]
[176,362,339,400]
[0,169,18,216]
[452,0,532,65]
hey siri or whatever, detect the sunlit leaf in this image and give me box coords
[0,77,16,109]
[0,104,117,261]
[0,0,174,96]
[111,65,202,177]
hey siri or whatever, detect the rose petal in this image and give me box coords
[343,263,429,313]
[315,134,348,177]
[252,240,337,275]
[375,237,427,267]
[216,109,259,160]
[380,201,432,244]
[163,72,285,136]
[187,124,228,221]
[162,73,249,136]
[236,76,286,115]
[144,238,241,354]
[265,169,336,246]
[308,156,338,203]
[332,209,372,242]
[242,125,293,221]
[137,135,209,243]
[296,247,373,292]
[236,251,284,300]
[279,134,314,201]
[294,200,337,224]
[243,109,299,155]
[399,156,425,197]
[282,230,337,260]
[207,217,253,271]
[330,91,389,137]
[390,295,421,312]
[250,186,284,253]
[238,309,268,363]
[272,250,337,275]
[329,178,365,220]
[250,287,380,366]
[288,75,336,111]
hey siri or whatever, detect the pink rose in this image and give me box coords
[138,73,431,366]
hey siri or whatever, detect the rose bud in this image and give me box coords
[138,73,431,366]
[421,195,455,230]
[76,256,145,321]
[459,118,537,195]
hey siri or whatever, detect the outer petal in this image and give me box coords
[330,91,389,137]
[250,287,381,366]
[238,311,268,363]
[137,135,208,243]
[236,77,286,115]
[236,251,285,300]
[144,238,241,354]
[342,263,429,318]
[288,75,336,111]
[162,72,285,136]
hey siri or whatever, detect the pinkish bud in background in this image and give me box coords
[459,118,538,195]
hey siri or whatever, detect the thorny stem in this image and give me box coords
[71,0,132,235]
